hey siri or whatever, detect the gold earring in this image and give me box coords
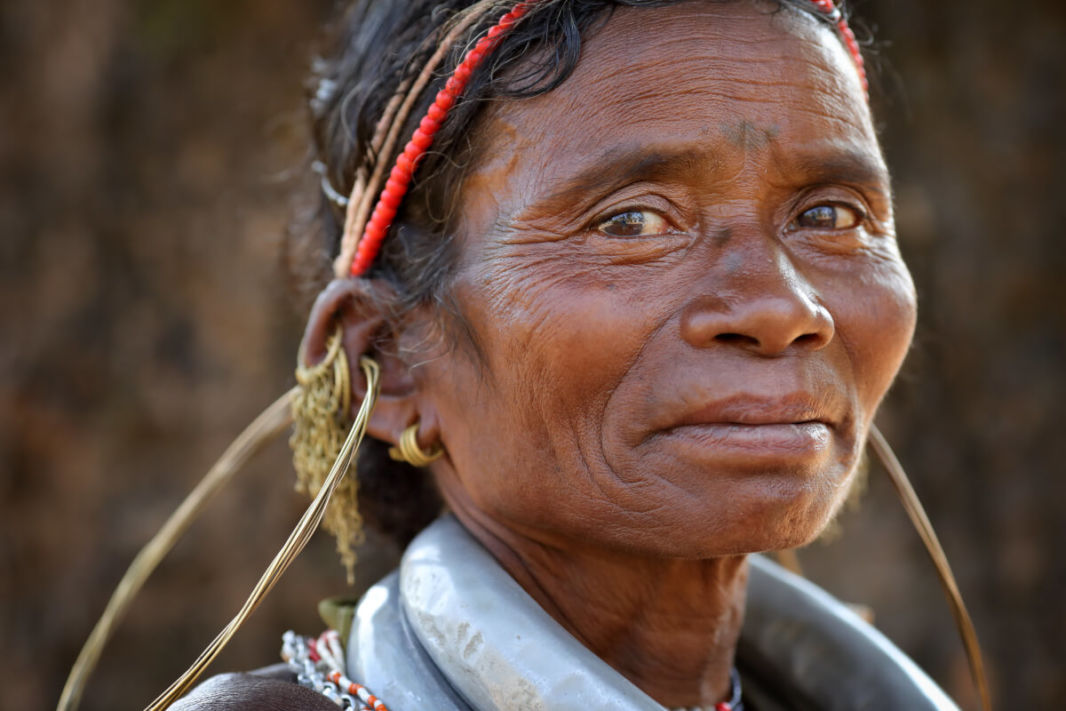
[291,327,365,583]
[389,423,443,467]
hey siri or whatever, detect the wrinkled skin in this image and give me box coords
[317,1,916,706]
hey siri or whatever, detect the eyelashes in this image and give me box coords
[595,209,671,238]
[789,203,864,231]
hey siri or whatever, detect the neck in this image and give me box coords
[457,512,748,709]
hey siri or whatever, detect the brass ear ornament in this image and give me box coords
[388,423,443,467]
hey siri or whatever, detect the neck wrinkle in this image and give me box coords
[455,510,749,709]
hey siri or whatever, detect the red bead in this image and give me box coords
[403,142,422,160]
[715,704,732,711]
[400,152,421,171]
[475,36,495,52]
[445,76,462,94]
[453,64,473,84]
[390,164,411,185]
[363,222,384,243]
[366,218,386,238]
[419,115,441,135]
[367,208,387,227]
[435,89,455,110]
[427,103,447,122]
[380,190,401,210]
[377,202,397,223]
[410,130,433,151]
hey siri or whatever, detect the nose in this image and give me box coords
[679,245,834,356]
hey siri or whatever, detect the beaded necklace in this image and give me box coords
[668,669,744,711]
[282,630,391,711]
[281,629,743,711]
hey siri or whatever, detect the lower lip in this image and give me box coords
[657,422,833,459]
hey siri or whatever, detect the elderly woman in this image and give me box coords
[64,0,979,709]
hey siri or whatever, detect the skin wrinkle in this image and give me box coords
[595,308,677,492]
[533,9,859,133]
[722,120,780,150]
[494,255,648,501]
[328,3,916,708]
[458,94,891,541]
[480,230,683,517]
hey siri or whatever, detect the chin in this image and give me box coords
[672,464,858,558]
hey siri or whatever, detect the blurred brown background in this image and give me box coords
[1,1,1063,709]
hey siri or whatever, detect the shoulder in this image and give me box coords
[741,556,959,710]
[169,664,338,711]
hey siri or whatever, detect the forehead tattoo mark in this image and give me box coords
[721,120,780,150]
[713,227,733,249]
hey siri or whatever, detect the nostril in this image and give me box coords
[793,333,822,347]
[715,332,757,346]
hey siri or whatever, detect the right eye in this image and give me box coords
[596,210,670,238]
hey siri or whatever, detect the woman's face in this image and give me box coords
[412,1,916,557]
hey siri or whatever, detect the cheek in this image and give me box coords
[463,255,667,421]
[831,259,917,419]
[433,260,672,526]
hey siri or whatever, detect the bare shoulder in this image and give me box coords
[169,664,337,711]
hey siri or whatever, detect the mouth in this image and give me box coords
[672,392,838,429]
[661,420,832,453]
[648,393,841,462]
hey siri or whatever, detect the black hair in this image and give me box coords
[283,0,861,550]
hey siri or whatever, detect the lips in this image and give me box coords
[670,392,840,430]
[642,390,846,464]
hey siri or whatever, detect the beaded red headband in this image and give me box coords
[334,0,866,279]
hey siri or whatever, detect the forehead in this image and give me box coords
[466,1,877,194]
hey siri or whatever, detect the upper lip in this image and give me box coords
[670,392,841,429]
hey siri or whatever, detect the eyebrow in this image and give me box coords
[536,141,891,208]
[786,147,892,197]
[542,144,711,206]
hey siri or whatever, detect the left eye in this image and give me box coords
[794,204,863,230]
[596,210,669,238]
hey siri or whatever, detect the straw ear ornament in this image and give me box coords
[291,328,367,584]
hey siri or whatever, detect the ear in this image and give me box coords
[299,278,439,450]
